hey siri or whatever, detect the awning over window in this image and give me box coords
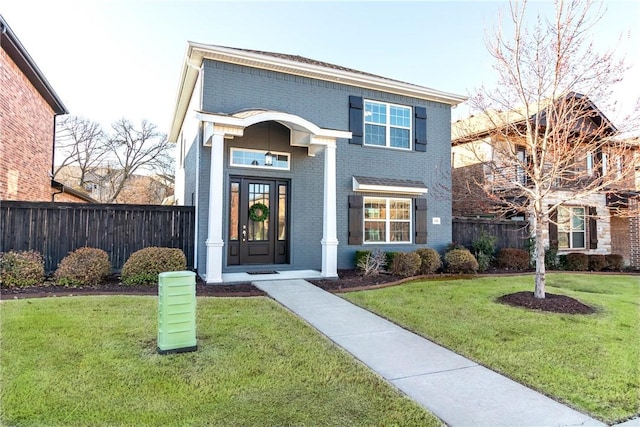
[352,176,428,195]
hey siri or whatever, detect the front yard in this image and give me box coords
[0,296,440,426]
[343,273,640,424]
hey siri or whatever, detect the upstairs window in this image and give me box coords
[364,100,411,149]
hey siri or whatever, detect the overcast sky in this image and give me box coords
[3,1,639,135]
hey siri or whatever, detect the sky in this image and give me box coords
[2,0,639,136]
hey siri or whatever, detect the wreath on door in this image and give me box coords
[249,202,270,222]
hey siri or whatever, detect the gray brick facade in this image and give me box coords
[186,58,454,273]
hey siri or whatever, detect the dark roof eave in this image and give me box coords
[1,15,68,115]
[51,180,97,203]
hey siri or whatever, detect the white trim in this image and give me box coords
[168,43,467,142]
[364,100,412,150]
[352,177,428,195]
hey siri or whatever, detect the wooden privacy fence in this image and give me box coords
[1,201,195,273]
[452,217,530,250]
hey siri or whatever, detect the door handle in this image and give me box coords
[242,224,247,241]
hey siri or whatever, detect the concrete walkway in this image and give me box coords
[254,279,607,427]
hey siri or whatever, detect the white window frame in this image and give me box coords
[363,100,412,150]
[557,206,586,249]
[229,148,290,170]
[363,197,412,244]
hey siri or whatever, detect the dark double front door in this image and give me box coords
[227,177,289,266]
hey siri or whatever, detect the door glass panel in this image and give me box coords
[229,182,239,241]
[278,184,286,241]
[248,183,269,241]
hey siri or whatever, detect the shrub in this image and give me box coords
[444,249,479,274]
[558,254,568,270]
[354,250,371,269]
[588,255,608,271]
[565,253,589,271]
[121,247,187,286]
[445,242,466,252]
[606,254,624,271]
[356,248,387,277]
[389,252,421,278]
[0,250,45,287]
[415,248,442,274]
[545,247,559,270]
[471,231,497,272]
[495,248,530,271]
[55,247,111,287]
[385,252,398,269]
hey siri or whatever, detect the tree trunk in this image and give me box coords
[533,214,546,299]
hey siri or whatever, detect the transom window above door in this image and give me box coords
[364,100,411,150]
[230,148,290,170]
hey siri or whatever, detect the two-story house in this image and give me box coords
[0,15,93,203]
[168,43,466,283]
[452,93,640,268]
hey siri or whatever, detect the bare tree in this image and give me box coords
[54,116,107,188]
[456,0,639,298]
[102,119,171,203]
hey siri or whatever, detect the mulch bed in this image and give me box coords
[1,269,598,315]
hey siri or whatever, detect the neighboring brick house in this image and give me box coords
[169,43,466,283]
[0,15,91,203]
[452,94,640,268]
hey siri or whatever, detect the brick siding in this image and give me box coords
[1,47,56,201]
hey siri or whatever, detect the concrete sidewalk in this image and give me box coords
[254,279,606,427]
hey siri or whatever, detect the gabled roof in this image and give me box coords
[452,92,617,144]
[0,15,67,115]
[169,43,467,142]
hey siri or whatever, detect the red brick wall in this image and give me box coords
[1,47,56,201]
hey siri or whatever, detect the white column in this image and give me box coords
[321,140,338,277]
[205,130,225,283]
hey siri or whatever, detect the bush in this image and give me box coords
[0,250,45,287]
[545,247,559,270]
[444,249,479,274]
[356,248,387,277]
[415,248,442,274]
[606,254,624,271]
[445,242,466,252]
[588,255,608,271]
[565,253,589,271]
[471,231,497,272]
[385,252,398,269]
[389,252,421,278]
[121,247,187,286]
[55,247,111,287]
[558,254,568,270]
[495,248,530,271]
[354,250,371,269]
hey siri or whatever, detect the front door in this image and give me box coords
[227,177,289,266]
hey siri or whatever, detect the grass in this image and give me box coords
[342,273,640,424]
[0,296,442,427]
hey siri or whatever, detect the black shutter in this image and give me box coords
[349,96,363,145]
[588,206,598,249]
[414,106,427,152]
[348,195,363,245]
[549,207,558,249]
[414,198,428,244]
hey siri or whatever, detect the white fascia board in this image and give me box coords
[353,178,428,195]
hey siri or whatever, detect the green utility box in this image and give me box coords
[157,271,197,355]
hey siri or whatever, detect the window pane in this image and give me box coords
[390,106,410,127]
[229,182,239,240]
[248,183,269,241]
[390,128,410,148]
[390,200,410,219]
[558,232,569,249]
[365,124,386,146]
[365,101,386,124]
[278,185,286,241]
[364,221,385,242]
[365,199,386,219]
[572,232,585,248]
[557,207,571,232]
[390,222,410,242]
[572,208,585,230]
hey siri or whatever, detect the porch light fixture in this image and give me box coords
[264,151,274,166]
[265,122,273,166]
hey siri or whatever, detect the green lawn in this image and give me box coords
[0,296,441,427]
[342,273,640,424]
